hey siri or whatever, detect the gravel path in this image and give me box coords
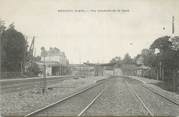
[0,76,107,117]
[83,77,148,116]
[128,79,179,116]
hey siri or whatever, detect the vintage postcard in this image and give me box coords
[0,0,179,116]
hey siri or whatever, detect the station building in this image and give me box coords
[37,48,69,76]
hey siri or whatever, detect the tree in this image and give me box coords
[141,49,157,68]
[150,36,179,69]
[171,36,179,50]
[26,62,40,76]
[1,24,28,72]
[122,53,133,64]
[150,35,179,92]
[110,56,122,64]
[120,64,137,76]
[117,53,136,75]
[34,56,41,62]
[0,19,6,32]
[170,36,179,68]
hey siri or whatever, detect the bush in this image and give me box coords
[26,62,41,76]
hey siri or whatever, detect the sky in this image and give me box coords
[0,0,179,64]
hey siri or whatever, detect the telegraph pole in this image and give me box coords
[42,55,46,94]
[41,47,47,94]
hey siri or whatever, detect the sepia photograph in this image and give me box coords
[0,0,179,116]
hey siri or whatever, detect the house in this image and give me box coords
[136,64,150,77]
[38,47,69,76]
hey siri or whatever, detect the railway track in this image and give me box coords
[1,75,79,94]
[125,78,179,116]
[125,76,179,106]
[1,78,67,94]
[141,84,179,107]
[77,88,105,116]
[125,80,154,116]
[0,75,75,83]
[24,78,107,117]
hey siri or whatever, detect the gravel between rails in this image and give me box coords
[83,77,148,116]
[33,81,106,116]
[0,76,107,117]
[129,81,179,116]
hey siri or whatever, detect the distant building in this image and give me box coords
[135,55,150,77]
[136,64,150,77]
[38,47,69,76]
[136,55,144,65]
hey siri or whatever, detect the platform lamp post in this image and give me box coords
[41,47,47,94]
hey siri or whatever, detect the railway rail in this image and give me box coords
[3,76,178,116]
[24,78,107,117]
[141,84,179,106]
[125,80,154,116]
[77,88,105,116]
[0,75,79,83]
[123,76,179,106]
[1,75,83,93]
[125,78,179,116]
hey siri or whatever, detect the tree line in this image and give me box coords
[0,19,40,77]
[110,35,179,90]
